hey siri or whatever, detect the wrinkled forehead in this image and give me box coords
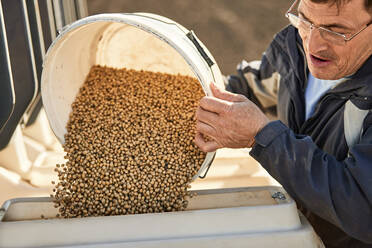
[298,0,348,16]
[298,0,370,24]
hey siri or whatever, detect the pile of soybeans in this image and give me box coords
[52,65,206,218]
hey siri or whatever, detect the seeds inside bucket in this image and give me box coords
[52,65,206,218]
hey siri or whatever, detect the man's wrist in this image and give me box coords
[247,118,270,148]
[247,138,256,148]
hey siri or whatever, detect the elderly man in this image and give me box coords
[195,0,372,247]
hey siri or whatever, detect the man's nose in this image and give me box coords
[306,27,328,54]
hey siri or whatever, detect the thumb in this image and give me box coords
[210,83,246,102]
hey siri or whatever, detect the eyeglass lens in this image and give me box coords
[288,14,345,44]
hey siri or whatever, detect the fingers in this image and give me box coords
[199,84,247,114]
[195,132,220,152]
[210,83,247,102]
[195,106,219,126]
[199,96,230,114]
[195,120,216,138]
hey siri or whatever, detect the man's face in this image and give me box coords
[298,0,372,79]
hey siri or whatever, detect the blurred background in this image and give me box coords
[88,0,291,75]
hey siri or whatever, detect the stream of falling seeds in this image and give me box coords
[53,66,206,218]
[52,65,207,218]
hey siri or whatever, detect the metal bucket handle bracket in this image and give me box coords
[198,152,216,179]
[186,31,214,68]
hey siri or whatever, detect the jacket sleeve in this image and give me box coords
[249,119,372,243]
[225,54,280,113]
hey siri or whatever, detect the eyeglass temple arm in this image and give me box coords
[287,0,299,15]
[346,21,372,41]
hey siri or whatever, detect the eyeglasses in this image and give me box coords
[285,0,372,45]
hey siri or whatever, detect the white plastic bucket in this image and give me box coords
[41,13,225,180]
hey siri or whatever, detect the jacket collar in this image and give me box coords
[324,56,372,109]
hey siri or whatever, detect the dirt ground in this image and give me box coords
[88,0,291,76]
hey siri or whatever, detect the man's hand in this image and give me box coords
[195,83,269,152]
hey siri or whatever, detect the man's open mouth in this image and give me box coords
[310,54,332,67]
[311,54,329,62]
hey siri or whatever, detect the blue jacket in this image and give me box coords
[226,25,372,247]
